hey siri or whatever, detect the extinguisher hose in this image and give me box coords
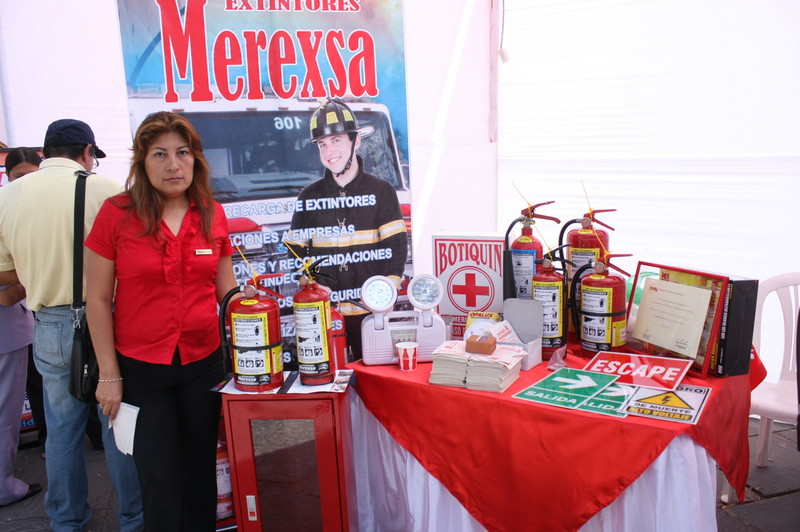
[504,216,524,249]
[558,218,583,264]
[569,262,593,334]
[569,265,628,334]
[219,286,242,375]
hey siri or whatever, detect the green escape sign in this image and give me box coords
[514,368,619,409]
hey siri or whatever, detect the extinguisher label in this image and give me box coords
[568,248,600,281]
[613,320,627,346]
[295,301,331,370]
[216,447,234,520]
[511,248,537,299]
[231,312,272,375]
[533,281,563,343]
[581,286,612,344]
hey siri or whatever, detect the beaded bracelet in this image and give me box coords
[97,377,124,383]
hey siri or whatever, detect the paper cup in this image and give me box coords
[396,342,419,371]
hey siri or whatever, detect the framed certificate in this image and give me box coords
[626,262,729,377]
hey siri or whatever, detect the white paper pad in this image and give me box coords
[109,402,139,455]
[217,370,353,395]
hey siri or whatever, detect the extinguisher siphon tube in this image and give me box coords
[569,262,594,334]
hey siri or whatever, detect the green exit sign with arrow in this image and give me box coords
[514,368,619,409]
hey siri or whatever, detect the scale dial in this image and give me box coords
[407,274,443,310]
[361,276,398,314]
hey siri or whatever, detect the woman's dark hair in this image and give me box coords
[5,147,42,176]
[123,111,215,243]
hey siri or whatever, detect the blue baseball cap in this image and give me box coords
[43,119,106,158]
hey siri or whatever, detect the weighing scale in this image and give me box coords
[361,274,447,365]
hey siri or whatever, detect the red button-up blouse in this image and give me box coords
[85,195,234,365]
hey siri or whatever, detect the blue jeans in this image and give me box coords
[33,305,144,532]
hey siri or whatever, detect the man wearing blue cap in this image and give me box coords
[0,119,143,531]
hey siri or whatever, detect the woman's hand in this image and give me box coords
[96,379,124,420]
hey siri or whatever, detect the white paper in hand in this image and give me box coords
[109,402,139,455]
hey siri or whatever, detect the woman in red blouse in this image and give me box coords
[86,111,237,531]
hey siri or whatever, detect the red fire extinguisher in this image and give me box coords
[220,274,284,392]
[215,418,234,521]
[560,208,615,289]
[570,254,631,357]
[505,201,560,300]
[330,303,349,369]
[558,208,616,340]
[293,259,336,385]
[532,255,570,361]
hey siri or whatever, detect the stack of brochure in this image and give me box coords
[429,345,469,388]
[429,341,527,393]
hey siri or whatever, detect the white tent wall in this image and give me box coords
[0,2,133,184]
[0,1,502,276]
[496,0,800,378]
[403,0,500,274]
[497,0,800,281]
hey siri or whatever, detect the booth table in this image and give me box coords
[348,354,751,532]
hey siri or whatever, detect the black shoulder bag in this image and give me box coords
[68,170,99,403]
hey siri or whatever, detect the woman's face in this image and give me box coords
[144,131,194,199]
[8,161,39,181]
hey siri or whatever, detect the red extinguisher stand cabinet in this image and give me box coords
[221,389,354,531]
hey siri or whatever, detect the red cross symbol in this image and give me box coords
[451,270,492,311]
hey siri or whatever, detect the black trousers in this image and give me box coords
[118,347,224,532]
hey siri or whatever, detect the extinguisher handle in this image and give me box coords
[293,257,336,285]
[603,253,633,278]
[520,200,561,224]
[608,262,632,278]
[530,212,562,224]
[248,274,285,299]
[583,208,617,231]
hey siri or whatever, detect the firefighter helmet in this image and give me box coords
[307,99,361,143]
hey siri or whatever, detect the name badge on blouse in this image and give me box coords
[195,249,213,255]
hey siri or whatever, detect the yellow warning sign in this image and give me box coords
[622,384,711,425]
[638,392,692,409]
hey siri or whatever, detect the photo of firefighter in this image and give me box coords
[288,99,408,361]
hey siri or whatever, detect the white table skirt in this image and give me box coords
[349,390,718,532]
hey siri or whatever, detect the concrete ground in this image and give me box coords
[716,419,800,532]
[1,418,798,531]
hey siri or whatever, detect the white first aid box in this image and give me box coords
[433,233,505,339]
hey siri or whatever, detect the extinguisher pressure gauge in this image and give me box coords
[361,276,398,329]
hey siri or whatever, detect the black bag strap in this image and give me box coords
[72,171,93,312]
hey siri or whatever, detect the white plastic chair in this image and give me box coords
[721,272,800,503]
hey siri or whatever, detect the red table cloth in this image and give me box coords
[350,353,750,532]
